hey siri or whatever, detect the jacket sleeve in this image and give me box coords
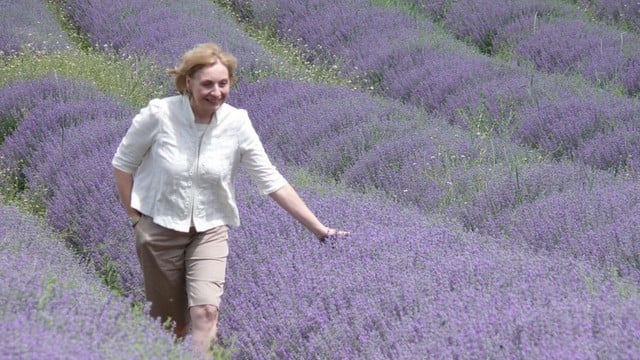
[237,110,288,195]
[111,100,160,174]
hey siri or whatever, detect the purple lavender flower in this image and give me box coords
[443,0,564,54]
[61,0,274,78]
[0,76,104,142]
[484,177,640,283]
[343,126,478,211]
[515,19,640,91]
[575,0,640,31]
[576,123,640,173]
[1,97,131,174]
[23,111,132,198]
[379,47,504,112]
[513,91,640,159]
[219,171,640,358]
[0,0,71,55]
[452,161,613,231]
[232,78,423,178]
[440,71,534,131]
[622,50,640,94]
[44,147,144,297]
[0,205,194,358]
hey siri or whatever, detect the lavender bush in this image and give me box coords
[232,78,425,178]
[0,77,143,297]
[217,170,640,358]
[5,1,640,357]
[0,0,71,55]
[440,71,542,133]
[576,123,640,173]
[23,113,130,195]
[0,97,131,172]
[57,0,275,83]
[482,177,640,283]
[377,47,504,112]
[515,19,640,88]
[441,0,565,54]
[450,161,613,231]
[573,0,640,31]
[513,90,640,160]
[342,126,483,211]
[0,76,104,143]
[622,51,640,94]
[232,0,431,80]
[0,204,195,359]
[45,147,144,297]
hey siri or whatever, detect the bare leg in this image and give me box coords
[190,304,219,356]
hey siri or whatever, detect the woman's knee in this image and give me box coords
[190,304,219,325]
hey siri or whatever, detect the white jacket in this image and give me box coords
[112,95,287,232]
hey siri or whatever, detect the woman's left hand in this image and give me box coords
[318,228,350,243]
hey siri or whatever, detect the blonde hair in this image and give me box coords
[167,43,238,94]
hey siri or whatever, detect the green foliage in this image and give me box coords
[368,0,428,20]
[99,256,125,297]
[0,50,165,109]
[37,274,58,311]
[0,160,47,216]
[0,114,20,144]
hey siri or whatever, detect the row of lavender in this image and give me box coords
[571,0,640,31]
[0,2,196,357]
[225,0,640,279]
[3,58,640,300]
[231,0,640,175]
[8,0,640,308]
[55,0,275,87]
[0,203,194,358]
[3,0,640,357]
[0,0,71,55]
[2,74,640,358]
[0,77,144,295]
[57,0,640,288]
[410,0,640,95]
[231,78,640,284]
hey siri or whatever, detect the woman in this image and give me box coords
[112,43,349,355]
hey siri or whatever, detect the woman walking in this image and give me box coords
[112,43,348,356]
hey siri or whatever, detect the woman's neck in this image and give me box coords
[191,106,214,124]
[194,116,212,124]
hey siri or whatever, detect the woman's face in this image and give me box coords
[187,61,230,119]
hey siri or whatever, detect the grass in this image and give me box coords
[0,50,165,109]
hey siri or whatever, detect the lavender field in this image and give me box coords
[2,0,640,359]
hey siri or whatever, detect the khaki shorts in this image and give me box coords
[134,214,229,326]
